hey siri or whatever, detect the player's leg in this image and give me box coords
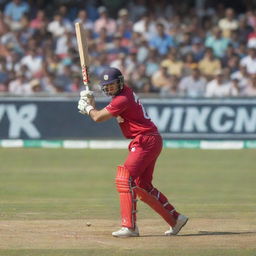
[112,165,139,237]
[135,158,179,228]
[130,135,188,235]
[136,172,188,235]
[112,135,149,237]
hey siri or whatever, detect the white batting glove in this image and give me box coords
[78,99,94,115]
[80,90,95,106]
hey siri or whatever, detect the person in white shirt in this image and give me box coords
[133,13,156,41]
[230,65,250,94]
[8,72,32,95]
[47,12,72,38]
[178,67,207,97]
[242,75,256,96]
[205,70,238,97]
[240,47,256,75]
[20,49,43,75]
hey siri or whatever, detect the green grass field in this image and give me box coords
[0,148,255,256]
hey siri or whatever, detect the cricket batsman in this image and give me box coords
[77,67,188,237]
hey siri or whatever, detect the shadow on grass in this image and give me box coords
[140,231,256,237]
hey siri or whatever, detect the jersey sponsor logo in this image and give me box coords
[131,147,136,152]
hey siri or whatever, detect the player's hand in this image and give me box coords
[80,90,95,106]
[116,116,124,123]
[78,99,94,115]
[80,89,94,98]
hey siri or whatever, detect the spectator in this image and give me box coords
[137,39,149,63]
[246,10,256,28]
[236,42,247,58]
[29,9,47,31]
[221,44,238,68]
[94,6,117,36]
[54,65,73,92]
[182,52,198,76]
[124,50,138,76]
[105,34,129,62]
[1,25,24,56]
[0,57,10,91]
[149,22,176,56]
[231,65,250,94]
[178,67,207,97]
[70,73,83,92]
[127,0,148,22]
[226,54,240,74]
[3,0,30,31]
[47,12,72,38]
[205,70,238,97]
[8,71,32,94]
[161,50,184,77]
[94,27,112,52]
[247,25,256,49]
[20,48,43,76]
[242,74,256,96]
[5,49,22,72]
[190,37,205,62]
[110,53,127,75]
[218,8,238,38]
[40,72,58,93]
[160,74,180,97]
[229,78,240,96]
[130,64,151,93]
[117,8,132,31]
[151,64,171,91]
[55,31,76,58]
[240,47,256,75]
[205,26,231,58]
[236,16,253,45]
[73,9,94,32]
[133,12,156,41]
[198,47,221,80]
[179,32,193,57]
[145,48,159,76]
[29,78,42,93]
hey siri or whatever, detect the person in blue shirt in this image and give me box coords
[149,23,176,56]
[4,0,30,22]
[205,26,231,58]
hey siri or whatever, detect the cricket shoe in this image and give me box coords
[165,214,188,236]
[112,226,139,237]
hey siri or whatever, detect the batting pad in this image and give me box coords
[115,165,137,229]
[135,187,177,227]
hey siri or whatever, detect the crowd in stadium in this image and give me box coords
[1,0,256,97]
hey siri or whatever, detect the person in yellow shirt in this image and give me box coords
[161,50,184,77]
[198,47,221,80]
[151,64,171,90]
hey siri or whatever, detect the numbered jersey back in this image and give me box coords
[105,86,158,139]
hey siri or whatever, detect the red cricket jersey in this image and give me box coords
[105,85,159,139]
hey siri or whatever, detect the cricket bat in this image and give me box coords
[75,22,90,91]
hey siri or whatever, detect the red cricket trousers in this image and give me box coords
[124,133,163,191]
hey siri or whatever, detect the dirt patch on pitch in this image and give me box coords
[0,218,255,250]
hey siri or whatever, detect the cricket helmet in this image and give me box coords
[99,67,124,96]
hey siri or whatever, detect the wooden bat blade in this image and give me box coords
[75,22,90,88]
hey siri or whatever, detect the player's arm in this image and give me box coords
[89,108,113,122]
[77,91,113,122]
